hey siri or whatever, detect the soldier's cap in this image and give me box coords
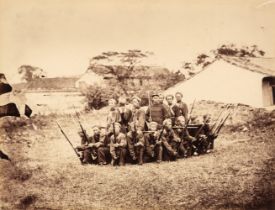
[132,96,141,103]
[175,92,183,97]
[92,125,100,129]
[151,92,159,97]
[165,94,174,99]
[148,121,158,127]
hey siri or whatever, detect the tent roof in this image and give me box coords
[221,56,275,76]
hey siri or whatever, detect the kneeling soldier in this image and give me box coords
[174,116,196,157]
[161,119,180,161]
[127,122,145,165]
[89,126,111,165]
[144,122,163,163]
[110,122,127,166]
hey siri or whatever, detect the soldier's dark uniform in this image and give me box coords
[202,115,217,152]
[110,124,128,166]
[90,130,111,165]
[161,127,180,161]
[146,93,169,128]
[174,124,195,157]
[144,131,163,163]
[127,129,145,165]
[175,92,189,122]
[76,131,93,164]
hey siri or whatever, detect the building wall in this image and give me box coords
[165,60,265,107]
[25,91,85,114]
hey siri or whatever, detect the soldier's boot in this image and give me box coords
[138,147,144,165]
[156,145,163,163]
[119,148,127,166]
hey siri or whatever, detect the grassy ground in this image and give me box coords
[0,105,274,210]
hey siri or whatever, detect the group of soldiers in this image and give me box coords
[75,92,221,166]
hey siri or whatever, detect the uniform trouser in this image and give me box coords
[179,141,192,157]
[97,147,110,164]
[146,144,163,162]
[162,140,177,160]
[127,140,144,164]
[113,147,127,166]
[83,148,92,163]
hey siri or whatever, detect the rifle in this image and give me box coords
[210,104,231,132]
[133,123,138,145]
[148,91,152,122]
[73,105,90,145]
[213,104,238,136]
[56,121,81,162]
[112,122,117,143]
[186,99,196,125]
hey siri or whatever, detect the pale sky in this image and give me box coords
[1,0,275,83]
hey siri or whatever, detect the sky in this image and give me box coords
[0,0,275,83]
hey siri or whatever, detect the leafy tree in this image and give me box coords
[181,44,266,76]
[18,65,47,82]
[88,50,153,96]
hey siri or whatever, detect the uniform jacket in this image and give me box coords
[110,132,127,158]
[146,104,169,125]
[127,131,145,146]
[131,107,146,130]
[175,101,189,121]
[106,107,121,130]
[161,128,181,143]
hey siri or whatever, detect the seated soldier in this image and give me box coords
[174,116,196,158]
[202,114,217,153]
[89,126,111,165]
[75,129,94,164]
[191,116,208,155]
[127,122,145,165]
[110,122,127,166]
[144,121,163,163]
[161,119,180,161]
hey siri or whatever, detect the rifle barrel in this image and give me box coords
[56,122,81,160]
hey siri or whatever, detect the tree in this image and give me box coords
[181,44,266,77]
[88,50,153,96]
[18,65,47,82]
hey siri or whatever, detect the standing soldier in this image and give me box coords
[130,96,146,130]
[144,122,163,163]
[165,94,180,125]
[110,122,127,166]
[118,96,132,133]
[174,116,196,157]
[161,119,180,161]
[146,92,169,128]
[127,122,145,165]
[106,98,121,134]
[89,126,111,165]
[175,92,189,121]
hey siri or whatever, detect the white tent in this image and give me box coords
[164,57,275,107]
